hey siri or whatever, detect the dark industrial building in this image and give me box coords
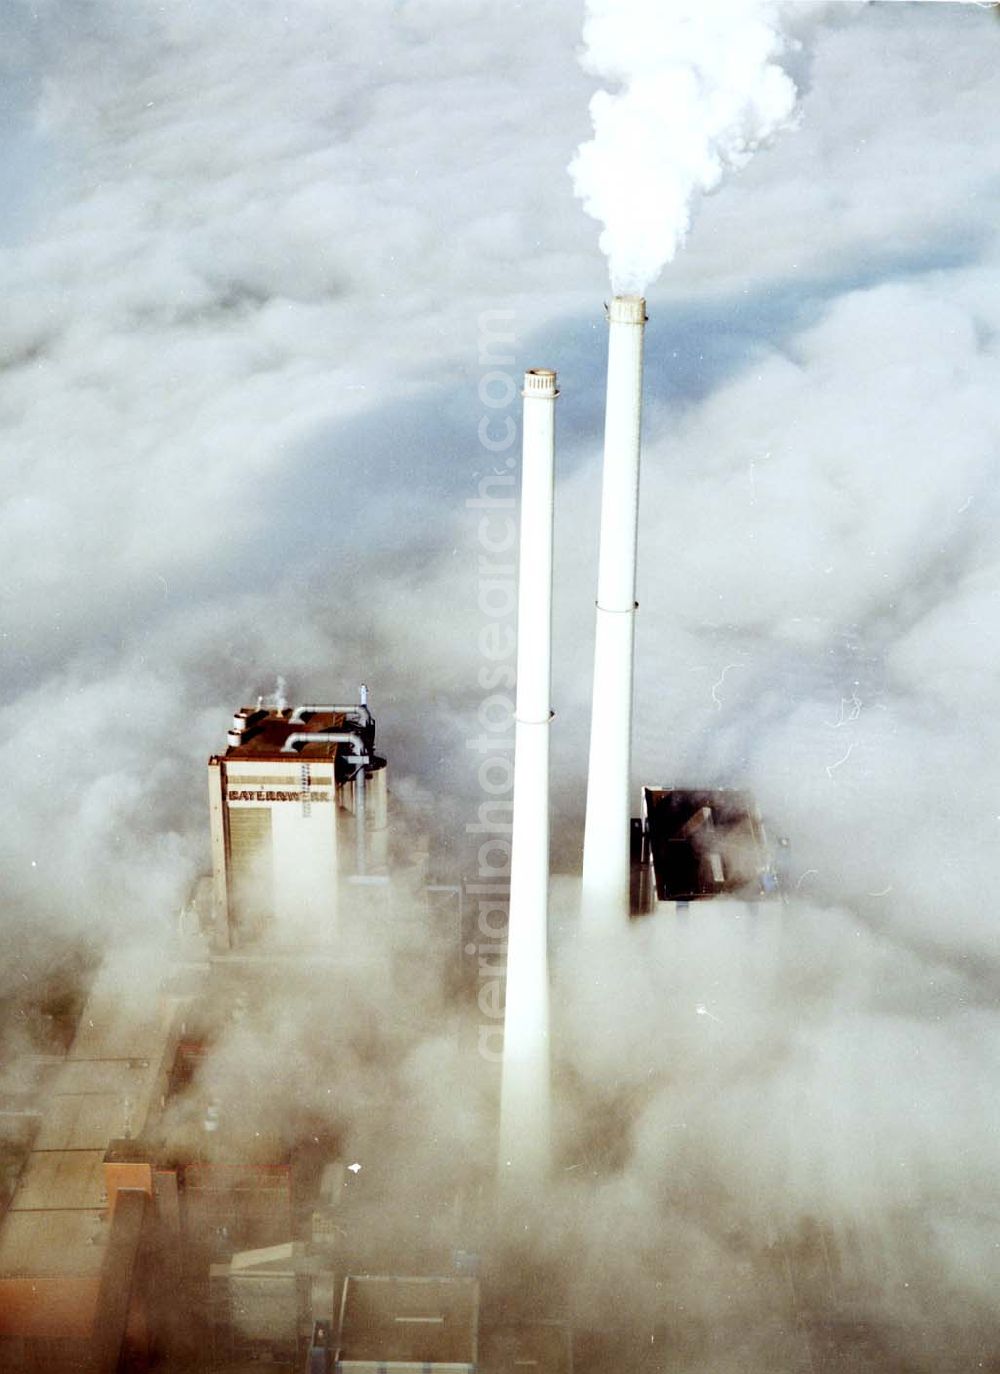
[634,787,778,913]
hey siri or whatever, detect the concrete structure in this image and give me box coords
[636,788,777,913]
[208,696,387,948]
[335,1275,479,1374]
[499,368,558,1189]
[581,296,647,932]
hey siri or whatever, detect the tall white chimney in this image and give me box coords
[499,368,558,1189]
[581,295,647,930]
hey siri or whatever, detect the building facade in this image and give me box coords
[208,697,387,949]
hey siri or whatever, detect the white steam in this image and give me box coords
[569,0,799,292]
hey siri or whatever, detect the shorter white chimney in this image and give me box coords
[499,368,558,1189]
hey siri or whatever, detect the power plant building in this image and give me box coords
[208,698,386,948]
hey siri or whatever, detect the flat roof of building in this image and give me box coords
[479,1321,573,1374]
[0,1208,108,1278]
[35,1093,134,1153]
[39,1057,163,1152]
[643,788,772,903]
[68,994,171,1065]
[9,1149,107,1212]
[51,1058,154,1096]
[337,1275,479,1368]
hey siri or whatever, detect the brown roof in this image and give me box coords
[219,709,351,763]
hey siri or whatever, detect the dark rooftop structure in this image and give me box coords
[639,788,776,908]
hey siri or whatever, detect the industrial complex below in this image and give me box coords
[1,298,993,1374]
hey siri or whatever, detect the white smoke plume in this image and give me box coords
[569,0,799,292]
